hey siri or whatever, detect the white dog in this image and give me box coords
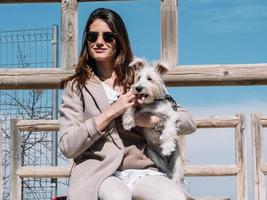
[122,58,230,200]
[122,57,185,182]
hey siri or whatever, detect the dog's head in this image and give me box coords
[129,57,170,104]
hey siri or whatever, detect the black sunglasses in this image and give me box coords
[86,31,116,43]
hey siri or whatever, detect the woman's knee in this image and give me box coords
[132,175,187,200]
[98,176,131,200]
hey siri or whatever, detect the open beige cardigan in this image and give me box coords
[59,78,196,200]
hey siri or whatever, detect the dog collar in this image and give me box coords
[155,95,179,111]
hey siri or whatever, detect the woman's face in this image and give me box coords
[87,19,117,63]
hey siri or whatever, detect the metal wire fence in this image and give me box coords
[0,26,62,200]
[0,28,53,68]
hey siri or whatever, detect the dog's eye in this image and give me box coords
[137,76,141,81]
[147,76,152,81]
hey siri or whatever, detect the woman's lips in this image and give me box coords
[94,48,106,53]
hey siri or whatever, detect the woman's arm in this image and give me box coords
[59,81,135,158]
[173,107,197,135]
[95,92,136,131]
[135,107,197,135]
[59,82,102,158]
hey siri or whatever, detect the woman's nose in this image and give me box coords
[95,34,104,44]
[96,42,104,48]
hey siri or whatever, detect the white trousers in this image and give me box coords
[98,175,187,200]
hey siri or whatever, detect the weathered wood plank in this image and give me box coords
[252,113,266,200]
[16,120,60,131]
[9,119,21,200]
[61,0,78,69]
[235,114,248,200]
[16,166,72,178]
[16,164,239,178]
[0,68,74,89]
[15,116,239,133]
[184,164,239,176]
[160,0,178,67]
[196,116,240,128]
[164,63,267,86]
[1,64,267,89]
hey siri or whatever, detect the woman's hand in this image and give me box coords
[95,91,135,132]
[135,112,160,128]
[107,91,136,119]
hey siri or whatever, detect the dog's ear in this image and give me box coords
[153,61,169,74]
[129,57,146,71]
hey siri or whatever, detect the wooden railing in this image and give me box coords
[9,119,72,200]
[185,114,247,200]
[8,114,247,200]
[0,0,265,199]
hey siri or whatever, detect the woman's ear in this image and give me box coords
[153,61,169,75]
[129,57,146,71]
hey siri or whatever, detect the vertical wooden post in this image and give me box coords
[252,113,265,200]
[235,114,248,200]
[9,119,21,200]
[61,0,78,69]
[0,120,3,200]
[160,0,178,67]
[160,0,185,175]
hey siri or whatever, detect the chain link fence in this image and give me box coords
[0,26,67,200]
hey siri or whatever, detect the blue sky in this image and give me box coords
[1,0,267,109]
[1,0,267,199]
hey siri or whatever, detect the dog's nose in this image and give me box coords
[135,86,143,93]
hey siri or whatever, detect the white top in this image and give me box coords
[101,82,119,104]
[101,81,166,191]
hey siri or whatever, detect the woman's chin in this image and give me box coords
[93,54,114,62]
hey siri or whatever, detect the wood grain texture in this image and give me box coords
[61,0,78,69]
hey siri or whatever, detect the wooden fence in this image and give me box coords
[1,0,267,89]
[9,119,72,200]
[8,114,247,200]
[0,0,266,200]
[185,114,247,200]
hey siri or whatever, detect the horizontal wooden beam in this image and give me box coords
[1,63,267,89]
[0,68,74,89]
[15,116,239,132]
[16,120,59,131]
[164,63,267,87]
[184,164,239,176]
[196,116,240,128]
[0,0,130,3]
[16,166,71,178]
[16,164,239,178]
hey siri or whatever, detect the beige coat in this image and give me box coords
[59,78,196,200]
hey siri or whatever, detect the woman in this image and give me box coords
[59,8,196,200]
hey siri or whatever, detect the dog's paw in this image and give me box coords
[160,140,176,156]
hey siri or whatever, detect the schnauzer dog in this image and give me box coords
[122,57,184,182]
[122,58,230,200]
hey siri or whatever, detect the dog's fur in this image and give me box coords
[122,58,231,200]
[122,57,184,181]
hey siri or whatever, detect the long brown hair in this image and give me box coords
[61,8,134,92]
